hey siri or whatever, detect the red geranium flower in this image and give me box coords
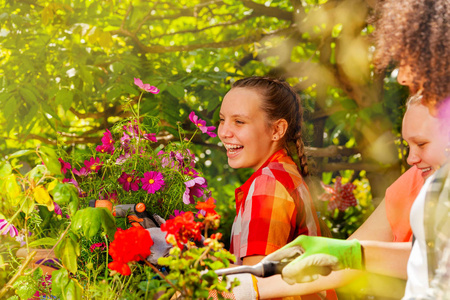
[108,226,153,276]
[195,197,216,215]
[161,211,203,249]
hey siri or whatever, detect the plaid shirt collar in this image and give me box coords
[234,149,296,214]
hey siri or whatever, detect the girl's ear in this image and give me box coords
[272,119,288,140]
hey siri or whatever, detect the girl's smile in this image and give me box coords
[218,87,281,170]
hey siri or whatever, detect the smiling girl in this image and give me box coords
[218,77,336,300]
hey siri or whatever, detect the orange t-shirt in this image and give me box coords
[385,166,424,242]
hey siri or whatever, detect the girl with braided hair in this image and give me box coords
[217,76,337,299]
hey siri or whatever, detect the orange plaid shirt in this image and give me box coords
[230,149,321,264]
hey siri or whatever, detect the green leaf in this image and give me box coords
[58,237,79,273]
[40,146,61,175]
[50,183,76,205]
[22,197,36,215]
[0,161,12,178]
[51,268,70,297]
[7,149,34,159]
[19,87,38,105]
[168,84,185,98]
[1,174,21,204]
[63,279,83,300]
[55,88,74,112]
[26,164,47,182]
[3,96,18,120]
[12,276,38,300]
[28,237,57,248]
[99,208,116,240]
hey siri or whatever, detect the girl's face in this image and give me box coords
[397,62,424,94]
[402,103,447,179]
[218,87,280,171]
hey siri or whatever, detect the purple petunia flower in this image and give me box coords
[189,111,217,137]
[58,158,71,174]
[134,78,160,94]
[96,129,115,155]
[141,171,165,194]
[118,172,140,192]
[183,176,207,205]
[0,219,18,238]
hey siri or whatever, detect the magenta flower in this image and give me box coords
[58,158,71,174]
[54,202,62,216]
[0,219,18,238]
[141,171,165,194]
[96,129,115,154]
[183,167,199,178]
[72,166,91,177]
[169,210,186,219]
[118,172,140,192]
[189,111,217,137]
[134,78,160,94]
[143,133,157,142]
[84,157,103,173]
[90,242,106,252]
[183,176,207,204]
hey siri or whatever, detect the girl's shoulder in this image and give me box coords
[260,159,304,190]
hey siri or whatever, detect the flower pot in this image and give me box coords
[16,248,59,275]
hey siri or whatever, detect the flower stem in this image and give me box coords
[0,250,36,298]
[140,255,180,293]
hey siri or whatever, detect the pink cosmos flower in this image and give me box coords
[118,172,140,192]
[319,177,357,211]
[183,176,207,205]
[72,166,91,176]
[141,171,165,194]
[58,158,71,174]
[96,129,115,154]
[189,111,217,137]
[183,167,199,178]
[134,78,160,94]
[84,157,103,173]
[143,132,157,142]
[0,219,18,238]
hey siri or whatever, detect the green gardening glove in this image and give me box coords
[263,235,362,284]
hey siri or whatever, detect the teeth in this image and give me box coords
[224,144,243,150]
[422,167,431,172]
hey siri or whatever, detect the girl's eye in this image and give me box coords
[235,120,244,125]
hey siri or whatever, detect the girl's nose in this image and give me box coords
[217,123,231,139]
[406,149,421,166]
[397,64,413,87]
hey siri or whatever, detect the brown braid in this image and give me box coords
[232,77,309,177]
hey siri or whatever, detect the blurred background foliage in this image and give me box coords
[0,0,411,247]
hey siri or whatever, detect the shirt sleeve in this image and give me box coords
[240,174,297,258]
